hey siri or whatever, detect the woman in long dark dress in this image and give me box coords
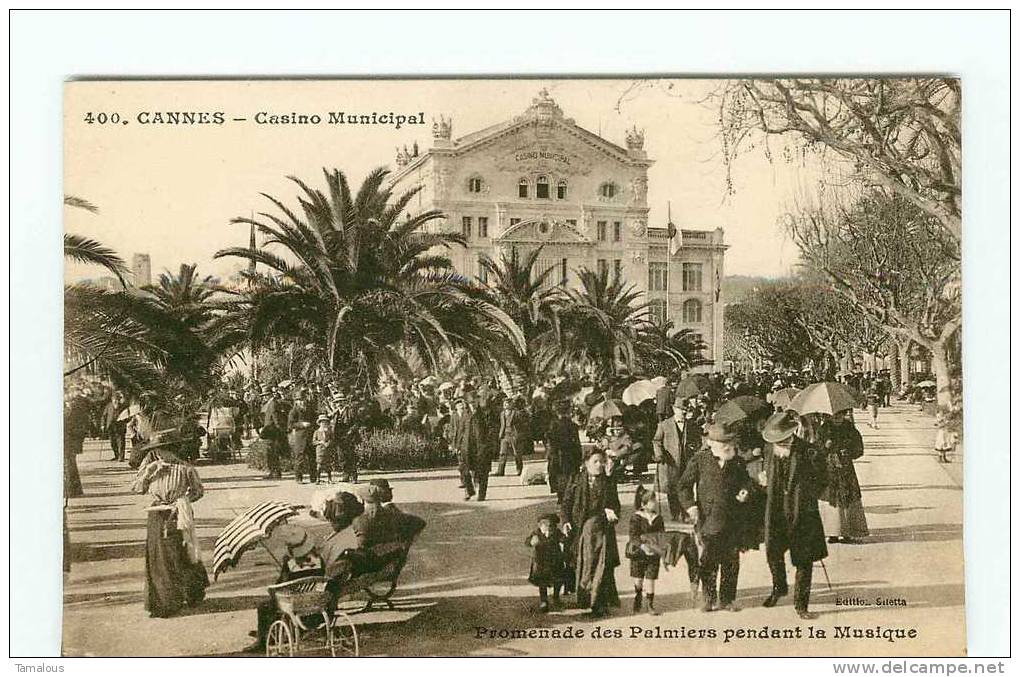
[131,434,209,618]
[560,448,621,617]
[816,408,869,543]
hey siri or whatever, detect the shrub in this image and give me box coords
[356,429,455,471]
[245,438,294,472]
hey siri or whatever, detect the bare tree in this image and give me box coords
[715,78,961,243]
[785,191,961,417]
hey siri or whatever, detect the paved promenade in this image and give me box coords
[62,403,965,657]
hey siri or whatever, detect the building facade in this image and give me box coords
[388,90,726,370]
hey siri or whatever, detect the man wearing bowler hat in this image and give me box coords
[758,410,829,619]
[677,421,753,612]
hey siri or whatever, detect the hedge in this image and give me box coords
[245,429,456,473]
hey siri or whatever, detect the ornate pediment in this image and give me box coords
[496,217,592,245]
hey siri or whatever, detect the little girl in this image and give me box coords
[526,513,566,612]
[627,485,664,615]
[312,414,333,484]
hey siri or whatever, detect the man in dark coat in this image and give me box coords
[450,397,492,501]
[101,390,128,461]
[545,400,582,502]
[678,422,753,612]
[260,387,286,479]
[758,410,829,619]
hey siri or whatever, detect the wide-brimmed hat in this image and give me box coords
[316,414,331,424]
[705,422,737,443]
[276,524,317,559]
[762,410,799,444]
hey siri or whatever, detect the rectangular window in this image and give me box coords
[561,258,568,286]
[648,262,668,291]
[557,182,567,200]
[537,181,550,199]
[613,221,621,242]
[510,217,521,226]
[566,219,577,227]
[478,216,488,238]
[682,263,703,291]
[462,216,472,239]
[649,298,667,325]
[597,221,607,242]
[597,259,608,277]
[518,182,529,198]
[613,259,622,280]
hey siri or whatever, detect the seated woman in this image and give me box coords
[320,482,426,592]
[244,525,325,653]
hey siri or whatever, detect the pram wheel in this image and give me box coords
[331,612,360,656]
[266,619,294,657]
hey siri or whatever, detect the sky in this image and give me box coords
[64,78,814,283]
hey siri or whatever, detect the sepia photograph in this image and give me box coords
[57,76,970,658]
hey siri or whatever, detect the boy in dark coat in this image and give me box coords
[627,485,664,615]
[758,410,829,619]
[526,513,566,612]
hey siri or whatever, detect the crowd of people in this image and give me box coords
[64,364,919,628]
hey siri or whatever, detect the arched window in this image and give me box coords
[557,179,568,200]
[599,181,617,199]
[468,176,484,193]
[518,178,530,198]
[536,175,550,199]
[682,298,703,324]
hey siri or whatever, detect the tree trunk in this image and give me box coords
[897,337,913,389]
[930,337,954,415]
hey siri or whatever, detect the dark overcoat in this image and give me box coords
[450,409,491,472]
[546,416,582,493]
[816,420,864,507]
[762,437,829,566]
[677,449,752,541]
[526,528,566,587]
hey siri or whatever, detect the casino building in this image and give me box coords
[387,89,727,370]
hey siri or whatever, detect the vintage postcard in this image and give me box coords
[62,78,964,657]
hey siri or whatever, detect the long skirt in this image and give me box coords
[574,517,620,612]
[145,510,209,618]
[820,499,870,539]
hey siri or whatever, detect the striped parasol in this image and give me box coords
[212,501,298,580]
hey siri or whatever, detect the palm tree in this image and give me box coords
[143,263,217,328]
[537,268,651,383]
[477,246,560,382]
[215,167,525,389]
[637,320,708,376]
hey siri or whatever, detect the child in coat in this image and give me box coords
[526,512,566,612]
[627,485,664,615]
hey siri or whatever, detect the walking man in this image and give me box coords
[451,396,492,501]
[545,400,582,503]
[758,410,829,619]
[677,422,752,612]
[260,386,285,479]
[102,390,127,461]
[496,397,530,476]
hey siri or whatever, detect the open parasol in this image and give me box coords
[212,501,299,580]
[587,398,628,422]
[674,374,711,399]
[789,382,859,416]
[714,395,769,426]
[768,387,801,410]
[915,380,936,388]
[621,379,662,406]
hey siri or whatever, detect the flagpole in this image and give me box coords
[666,202,674,325]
